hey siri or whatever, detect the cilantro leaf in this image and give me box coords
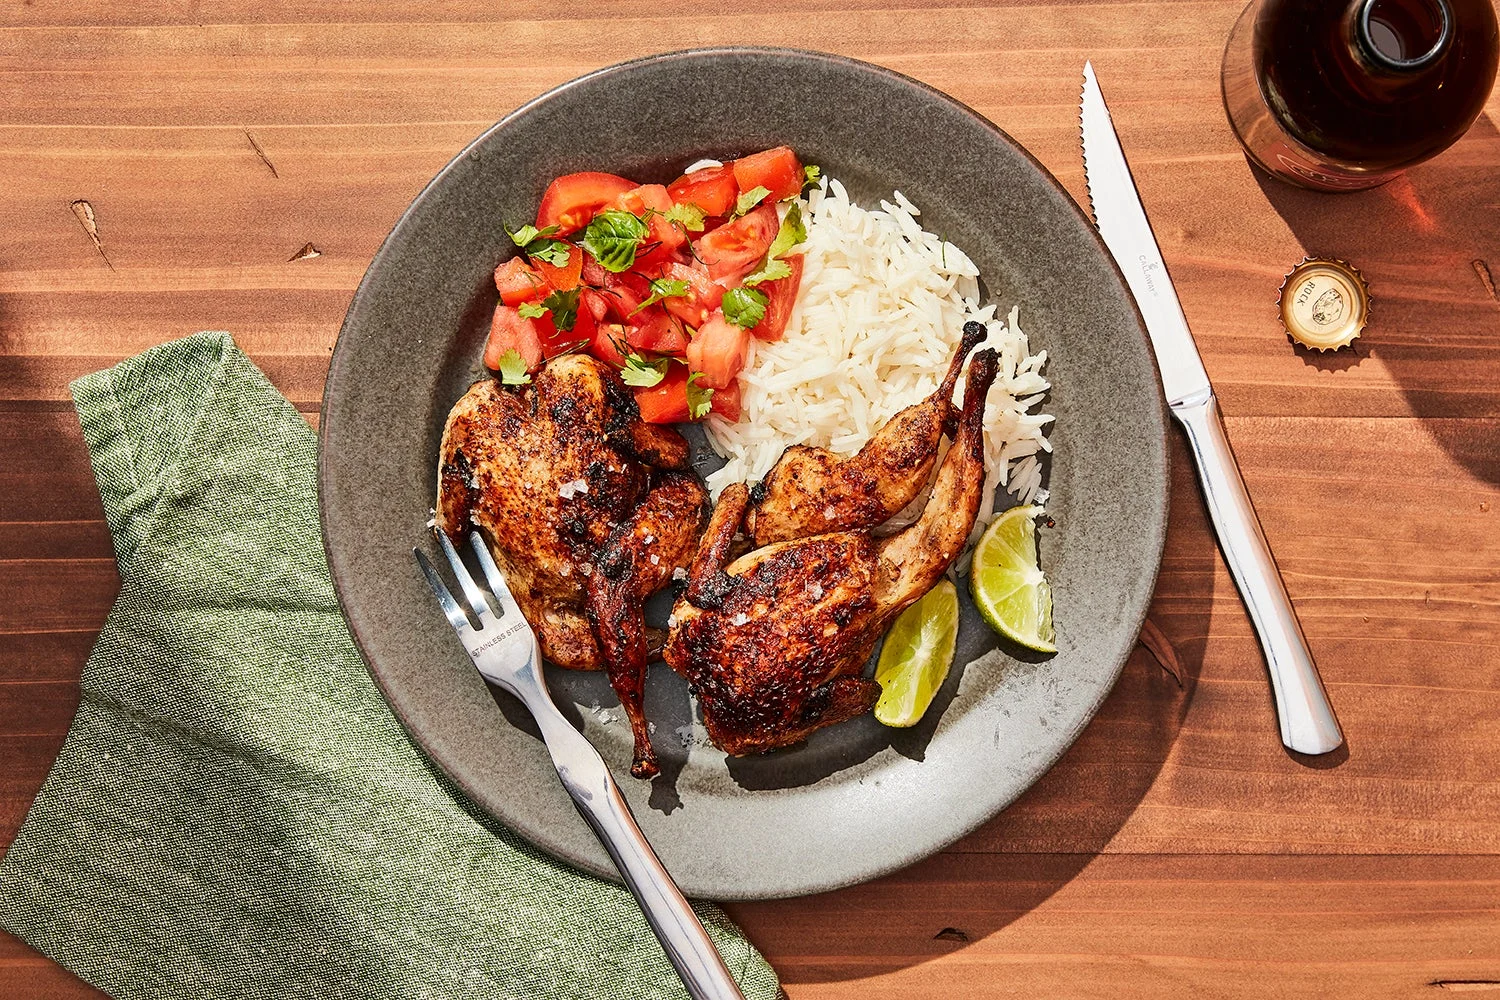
[766,203,806,259]
[508,224,557,246]
[540,287,581,331]
[631,278,691,316]
[582,210,649,272]
[526,240,572,267]
[619,353,668,388]
[685,371,714,419]
[662,202,706,233]
[516,301,548,319]
[507,224,571,266]
[721,286,769,329]
[733,186,771,218]
[496,349,532,386]
[742,257,792,287]
[803,164,822,188]
[742,204,806,286]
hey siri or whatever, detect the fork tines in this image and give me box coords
[414,530,525,636]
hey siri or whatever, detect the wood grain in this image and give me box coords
[2,1,1498,997]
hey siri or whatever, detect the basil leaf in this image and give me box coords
[582,210,649,272]
[619,354,668,388]
[631,278,692,317]
[732,186,771,218]
[721,286,769,329]
[516,301,548,319]
[685,371,714,419]
[496,349,532,386]
[540,287,581,332]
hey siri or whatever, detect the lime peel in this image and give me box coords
[970,505,1056,653]
[873,579,959,728]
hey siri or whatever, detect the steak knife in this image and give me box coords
[1080,62,1343,755]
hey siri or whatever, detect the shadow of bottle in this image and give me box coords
[1249,111,1500,486]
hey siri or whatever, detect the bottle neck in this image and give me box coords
[1353,0,1453,72]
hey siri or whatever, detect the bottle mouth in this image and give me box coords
[1358,0,1453,70]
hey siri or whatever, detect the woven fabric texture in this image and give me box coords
[0,332,779,1000]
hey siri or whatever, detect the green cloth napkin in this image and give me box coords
[0,332,779,1000]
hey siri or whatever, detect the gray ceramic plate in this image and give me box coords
[320,47,1167,901]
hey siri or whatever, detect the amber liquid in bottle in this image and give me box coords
[1222,0,1500,190]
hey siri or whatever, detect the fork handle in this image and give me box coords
[525,696,746,1000]
[1173,391,1343,755]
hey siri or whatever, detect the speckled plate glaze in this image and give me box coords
[320,48,1168,901]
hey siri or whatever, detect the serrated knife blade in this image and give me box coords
[1080,61,1343,756]
[1080,61,1211,407]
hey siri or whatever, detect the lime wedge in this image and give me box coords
[970,505,1056,653]
[874,579,959,728]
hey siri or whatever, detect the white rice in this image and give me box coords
[702,177,1054,550]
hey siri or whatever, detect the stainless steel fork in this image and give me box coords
[415,530,745,1000]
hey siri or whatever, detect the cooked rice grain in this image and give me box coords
[702,178,1053,548]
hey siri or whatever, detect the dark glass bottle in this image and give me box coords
[1222,0,1499,191]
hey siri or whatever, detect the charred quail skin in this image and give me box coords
[665,347,1000,755]
[436,355,707,777]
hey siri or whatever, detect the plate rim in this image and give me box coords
[319,45,1170,899]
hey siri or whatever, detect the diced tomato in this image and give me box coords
[709,378,742,421]
[633,364,692,424]
[534,242,584,292]
[732,146,804,203]
[611,184,684,250]
[581,253,608,287]
[484,298,595,372]
[686,311,751,389]
[667,164,739,217]
[547,302,595,359]
[484,304,544,371]
[537,171,637,236]
[493,257,548,307]
[580,287,610,324]
[592,322,631,368]
[693,202,779,283]
[627,308,689,356]
[598,270,652,323]
[750,254,804,342]
[659,261,725,327]
[534,314,569,360]
[632,242,691,278]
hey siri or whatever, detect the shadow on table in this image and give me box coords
[726,434,1220,982]
[1251,112,1500,487]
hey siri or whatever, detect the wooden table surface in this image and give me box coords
[4,2,1499,997]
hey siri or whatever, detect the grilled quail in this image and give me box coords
[664,348,1000,755]
[436,355,708,776]
[744,321,987,547]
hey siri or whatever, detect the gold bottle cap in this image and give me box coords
[1277,257,1369,351]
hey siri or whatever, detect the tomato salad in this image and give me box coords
[483,146,817,424]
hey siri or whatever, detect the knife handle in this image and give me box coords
[1171,391,1344,755]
